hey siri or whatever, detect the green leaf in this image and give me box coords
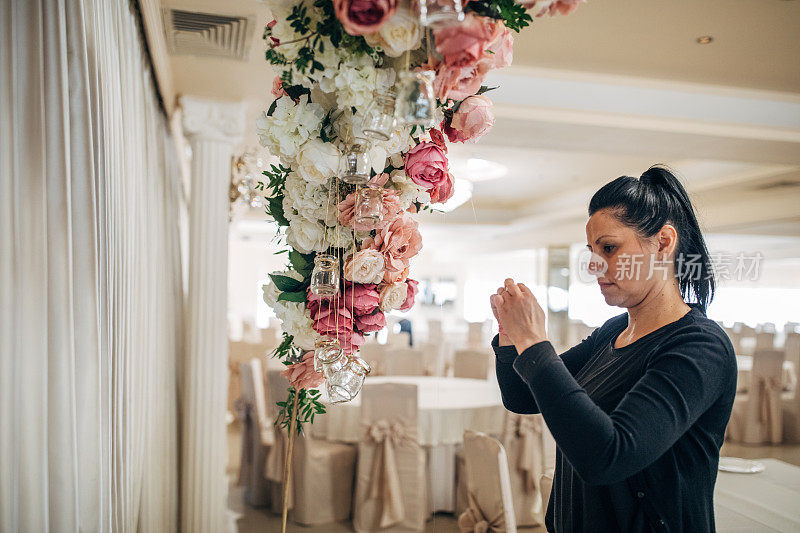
[267,99,278,116]
[277,291,307,303]
[289,250,314,275]
[270,273,303,292]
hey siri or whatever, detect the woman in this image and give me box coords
[490,166,737,532]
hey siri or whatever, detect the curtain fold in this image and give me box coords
[0,0,184,531]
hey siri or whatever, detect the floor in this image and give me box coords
[226,421,800,533]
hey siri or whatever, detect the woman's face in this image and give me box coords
[585,208,675,308]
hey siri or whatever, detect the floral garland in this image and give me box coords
[258,0,584,430]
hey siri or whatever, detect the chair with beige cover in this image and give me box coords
[539,470,554,520]
[354,383,427,532]
[385,348,426,376]
[453,349,492,380]
[359,343,389,376]
[782,333,800,442]
[265,371,357,525]
[466,321,488,349]
[458,430,517,533]
[755,331,776,351]
[237,358,274,507]
[727,349,785,444]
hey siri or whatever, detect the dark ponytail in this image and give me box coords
[588,165,715,312]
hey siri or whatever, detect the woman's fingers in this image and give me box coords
[504,278,522,297]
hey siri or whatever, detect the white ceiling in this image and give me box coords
[160,0,800,258]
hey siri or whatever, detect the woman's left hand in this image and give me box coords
[490,278,548,353]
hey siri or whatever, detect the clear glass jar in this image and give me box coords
[362,90,397,142]
[395,70,437,128]
[310,254,340,297]
[314,337,344,373]
[326,356,371,403]
[339,142,371,184]
[416,0,464,27]
[354,185,384,229]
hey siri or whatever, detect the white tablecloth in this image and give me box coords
[312,376,505,446]
[312,376,506,513]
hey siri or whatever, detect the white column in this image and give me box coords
[180,96,245,533]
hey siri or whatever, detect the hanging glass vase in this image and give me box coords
[314,337,344,373]
[362,90,397,142]
[354,185,384,229]
[339,141,371,184]
[325,356,371,403]
[395,70,437,128]
[416,0,464,28]
[310,254,340,297]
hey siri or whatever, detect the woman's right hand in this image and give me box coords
[490,288,514,347]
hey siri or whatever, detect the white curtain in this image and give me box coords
[1,0,184,531]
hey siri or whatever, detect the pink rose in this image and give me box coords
[355,309,386,333]
[428,128,448,152]
[312,305,354,338]
[333,0,398,36]
[433,61,490,101]
[523,0,584,17]
[400,279,419,311]
[404,141,449,191]
[338,186,402,231]
[271,75,287,99]
[429,172,455,204]
[363,214,423,278]
[342,282,381,315]
[433,14,503,68]
[383,265,410,284]
[281,352,325,390]
[485,26,513,69]
[266,19,280,47]
[379,282,409,312]
[444,95,495,143]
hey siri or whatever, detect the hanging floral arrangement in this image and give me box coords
[258,0,585,430]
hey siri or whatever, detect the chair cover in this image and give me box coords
[755,331,776,351]
[539,470,554,521]
[782,333,800,442]
[385,349,426,376]
[237,359,273,507]
[466,322,487,348]
[264,370,357,525]
[458,431,516,533]
[360,343,389,376]
[728,350,785,444]
[354,383,427,532]
[501,413,545,526]
[453,349,491,380]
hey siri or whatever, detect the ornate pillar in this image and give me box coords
[180,96,245,533]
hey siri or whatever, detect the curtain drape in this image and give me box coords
[1,0,184,531]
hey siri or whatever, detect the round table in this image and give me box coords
[311,376,505,445]
[311,376,506,513]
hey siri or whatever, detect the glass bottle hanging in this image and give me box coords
[325,356,371,403]
[416,0,464,28]
[395,70,437,128]
[354,185,384,229]
[362,90,397,142]
[314,337,344,373]
[339,141,371,184]
[310,254,340,297]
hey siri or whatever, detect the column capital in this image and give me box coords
[180,96,246,144]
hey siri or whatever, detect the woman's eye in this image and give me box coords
[603,245,615,254]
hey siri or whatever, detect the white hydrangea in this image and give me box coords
[325,225,355,252]
[278,301,319,351]
[333,57,396,113]
[286,216,327,254]
[390,169,431,209]
[256,95,325,163]
[283,172,332,222]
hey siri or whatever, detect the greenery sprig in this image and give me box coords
[466,0,533,32]
[275,386,326,434]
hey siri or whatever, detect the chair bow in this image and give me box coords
[504,414,542,493]
[364,418,418,529]
[757,375,782,444]
[457,491,507,533]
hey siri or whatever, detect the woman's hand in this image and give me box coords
[490,278,548,353]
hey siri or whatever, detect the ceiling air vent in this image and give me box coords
[163,8,254,60]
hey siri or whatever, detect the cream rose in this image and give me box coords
[379,281,409,312]
[365,10,421,57]
[286,217,327,254]
[296,138,341,185]
[344,249,386,284]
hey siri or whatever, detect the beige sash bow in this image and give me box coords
[364,419,417,529]
[457,491,507,533]
[757,376,782,444]
[504,415,542,493]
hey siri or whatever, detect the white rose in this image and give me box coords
[344,249,385,284]
[325,225,355,252]
[297,138,341,185]
[286,217,327,254]
[377,10,421,57]
[279,302,319,351]
[390,169,431,208]
[368,144,387,173]
[379,282,408,312]
[381,126,413,156]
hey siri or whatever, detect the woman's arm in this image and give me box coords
[512,328,734,485]
[494,330,600,414]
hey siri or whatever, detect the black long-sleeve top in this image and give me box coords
[494,304,737,532]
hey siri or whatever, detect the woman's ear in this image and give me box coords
[658,224,679,257]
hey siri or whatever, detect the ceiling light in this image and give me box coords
[438,178,473,212]
[696,35,713,44]
[451,157,508,182]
